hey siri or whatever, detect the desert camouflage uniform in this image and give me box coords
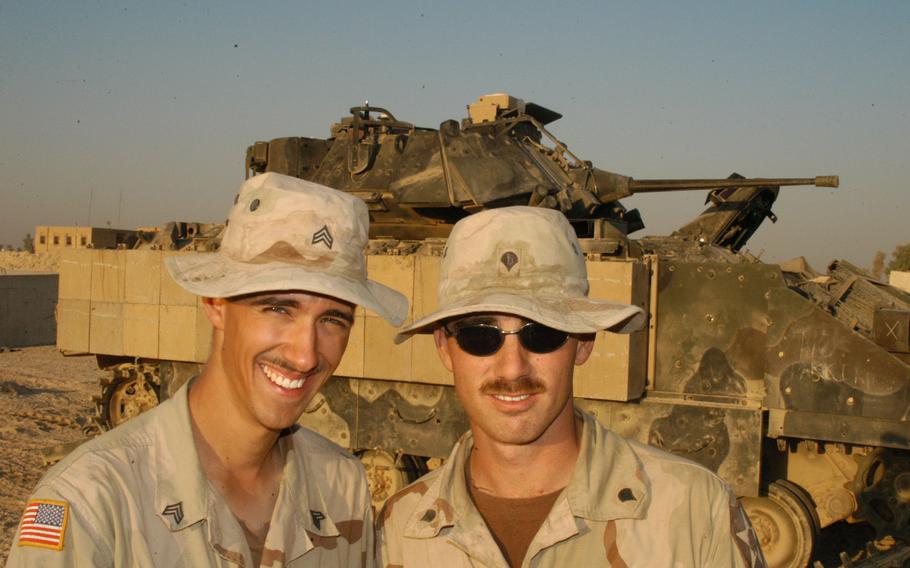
[6,382,374,567]
[378,409,765,568]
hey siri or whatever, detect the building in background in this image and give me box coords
[891,271,910,294]
[33,226,138,252]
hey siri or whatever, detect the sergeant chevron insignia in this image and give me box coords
[312,225,334,249]
[162,502,184,525]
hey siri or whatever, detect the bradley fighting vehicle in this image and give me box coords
[55,94,910,567]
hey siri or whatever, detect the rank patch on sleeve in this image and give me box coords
[17,499,69,550]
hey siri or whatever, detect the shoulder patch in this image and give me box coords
[17,499,69,550]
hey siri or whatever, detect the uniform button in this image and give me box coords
[250,198,261,211]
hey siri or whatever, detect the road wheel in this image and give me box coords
[98,367,160,429]
[856,450,910,542]
[742,480,818,568]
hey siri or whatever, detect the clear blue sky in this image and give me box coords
[2,1,908,271]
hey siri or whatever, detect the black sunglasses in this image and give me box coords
[444,321,569,357]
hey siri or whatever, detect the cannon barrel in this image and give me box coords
[630,175,839,192]
[589,170,838,203]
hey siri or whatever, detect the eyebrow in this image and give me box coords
[247,296,301,308]
[451,315,498,329]
[323,308,355,324]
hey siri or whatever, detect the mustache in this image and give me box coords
[480,376,545,396]
[259,356,322,379]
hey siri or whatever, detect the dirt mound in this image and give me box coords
[0,252,59,274]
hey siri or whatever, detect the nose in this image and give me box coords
[492,333,532,380]
[280,320,320,375]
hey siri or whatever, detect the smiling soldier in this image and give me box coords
[7,173,407,567]
[378,207,766,567]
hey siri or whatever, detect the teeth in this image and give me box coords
[260,364,305,390]
[493,394,530,402]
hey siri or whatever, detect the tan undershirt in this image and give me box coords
[467,470,563,568]
[241,520,268,568]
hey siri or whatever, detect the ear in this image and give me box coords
[433,327,455,372]
[202,297,228,331]
[573,333,596,366]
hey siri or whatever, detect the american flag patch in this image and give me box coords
[17,499,68,550]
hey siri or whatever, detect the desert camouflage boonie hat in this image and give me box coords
[395,206,645,342]
[165,172,408,325]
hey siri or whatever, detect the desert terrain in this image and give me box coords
[0,346,102,562]
[0,252,59,275]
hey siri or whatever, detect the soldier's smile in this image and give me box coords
[482,375,545,411]
[209,291,353,431]
[492,393,530,402]
[258,360,309,391]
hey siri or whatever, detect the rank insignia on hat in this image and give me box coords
[17,499,68,551]
[162,502,184,525]
[312,225,334,249]
[310,510,325,530]
[500,251,518,272]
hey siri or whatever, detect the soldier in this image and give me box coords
[379,207,766,567]
[7,173,407,567]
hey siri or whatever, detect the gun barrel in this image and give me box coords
[630,176,839,192]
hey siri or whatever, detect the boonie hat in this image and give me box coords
[165,172,408,326]
[395,206,645,342]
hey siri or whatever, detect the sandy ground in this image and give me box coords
[0,346,102,562]
[0,252,59,275]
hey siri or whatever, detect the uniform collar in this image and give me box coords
[402,430,472,540]
[403,429,504,565]
[152,381,339,564]
[566,409,650,521]
[270,430,341,559]
[152,379,209,531]
[403,408,651,542]
[202,430,342,564]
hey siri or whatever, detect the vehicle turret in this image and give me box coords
[246,94,837,245]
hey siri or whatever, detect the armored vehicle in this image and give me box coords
[55,94,910,567]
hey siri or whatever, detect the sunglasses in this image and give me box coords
[444,321,569,357]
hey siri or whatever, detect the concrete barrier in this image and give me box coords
[0,274,58,347]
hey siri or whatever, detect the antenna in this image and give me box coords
[87,188,94,227]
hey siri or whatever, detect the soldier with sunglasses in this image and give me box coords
[378,206,766,567]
